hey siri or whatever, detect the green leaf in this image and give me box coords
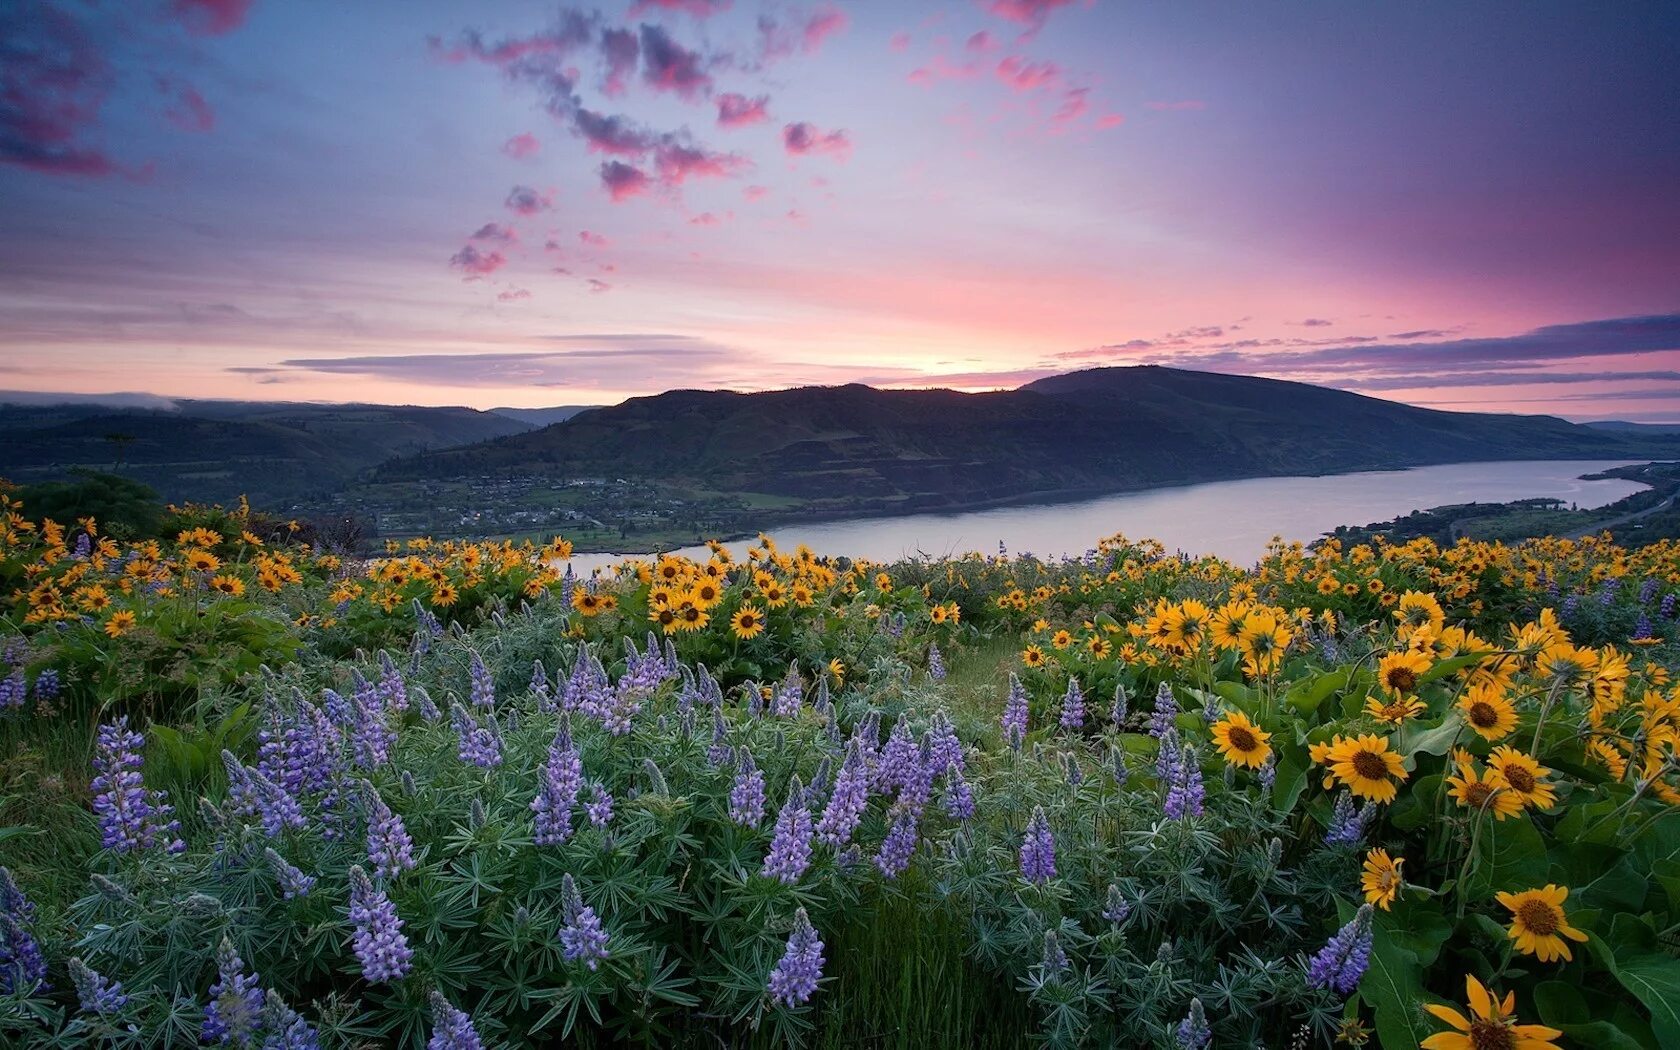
[1283,668,1347,715]
[1464,814,1552,899]
[1532,981,1655,1050]
[1357,913,1439,1048]
[1592,918,1680,1049]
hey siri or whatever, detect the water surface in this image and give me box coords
[561,459,1647,571]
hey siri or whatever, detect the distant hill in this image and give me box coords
[489,405,601,427]
[372,366,1680,522]
[0,399,534,507]
[1585,420,1680,434]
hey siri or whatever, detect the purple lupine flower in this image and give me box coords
[450,703,502,768]
[265,848,316,899]
[1102,884,1130,926]
[943,763,975,821]
[1306,905,1374,998]
[815,744,869,848]
[706,707,732,767]
[223,751,305,837]
[1663,592,1677,619]
[1634,614,1654,641]
[1599,577,1620,607]
[926,643,946,682]
[729,749,767,828]
[427,990,483,1050]
[771,664,803,718]
[1019,806,1056,884]
[3,867,37,927]
[0,869,46,997]
[1063,752,1084,787]
[1110,748,1130,787]
[0,670,23,710]
[350,685,395,770]
[414,686,441,722]
[91,717,182,854]
[1039,930,1068,974]
[875,718,918,794]
[468,650,496,709]
[767,907,825,1008]
[1002,673,1029,750]
[600,680,642,736]
[70,958,128,1015]
[1110,683,1128,726]
[1177,998,1211,1049]
[559,874,609,970]
[1200,692,1219,723]
[926,710,963,773]
[365,787,416,880]
[585,784,614,829]
[1147,682,1179,738]
[563,648,611,716]
[288,701,342,796]
[532,718,584,845]
[202,938,263,1046]
[347,866,412,983]
[874,799,921,878]
[1561,593,1580,620]
[376,652,408,713]
[1258,758,1277,791]
[1639,577,1660,605]
[761,778,813,884]
[30,668,59,702]
[529,659,554,712]
[1163,740,1205,821]
[1323,793,1372,846]
[260,990,320,1050]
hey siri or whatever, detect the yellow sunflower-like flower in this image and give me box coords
[1445,756,1524,821]
[209,574,245,597]
[104,609,137,638]
[1361,848,1403,910]
[1495,885,1588,962]
[1022,644,1047,668]
[731,605,766,640]
[1051,629,1073,650]
[828,658,845,684]
[1376,649,1432,697]
[1486,746,1558,810]
[1315,733,1409,803]
[1364,694,1426,725]
[1457,684,1518,742]
[1422,975,1561,1050]
[1394,590,1445,639]
[1210,710,1272,769]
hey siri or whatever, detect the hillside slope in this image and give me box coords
[375,366,1675,518]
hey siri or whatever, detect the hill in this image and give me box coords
[0,399,535,507]
[489,405,601,427]
[371,366,1680,527]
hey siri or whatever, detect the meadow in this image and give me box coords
[1,485,1677,1048]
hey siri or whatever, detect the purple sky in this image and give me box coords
[2,0,1677,418]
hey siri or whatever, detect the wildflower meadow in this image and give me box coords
[2,485,1679,1048]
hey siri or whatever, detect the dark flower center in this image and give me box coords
[1351,750,1390,780]
[1469,702,1498,728]
[1469,1019,1515,1050]
[1503,765,1537,793]
[1518,899,1560,936]
[1385,667,1418,692]
[1463,782,1494,807]
[1227,726,1259,751]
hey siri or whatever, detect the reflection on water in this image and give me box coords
[559,460,1648,572]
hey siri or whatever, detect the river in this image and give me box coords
[558,459,1649,571]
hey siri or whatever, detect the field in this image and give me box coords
[2,487,1679,1048]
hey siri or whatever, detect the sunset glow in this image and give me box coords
[2,0,1676,416]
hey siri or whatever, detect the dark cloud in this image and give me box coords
[980,0,1079,30]
[1346,369,1680,391]
[469,222,516,243]
[716,92,770,127]
[505,185,553,215]
[0,3,119,176]
[757,6,848,63]
[629,0,732,16]
[599,160,651,201]
[783,121,851,159]
[448,245,507,276]
[1292,318,1333,327]
[168,0,255,36]
[638,24,711,99]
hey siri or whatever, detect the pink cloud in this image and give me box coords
[1145,99,1207,111]
[979,0,1079,29]
[783,121,851,160]
[505,185,553,215]
[1049,86,1090,131]
[169,0,254,36]
[908,54,982,86]
[1096,112,1125,129]
[470,222,517,243]
[743,184,770,201]
[449,245,507,276]
[966,31,998,53]
[717,92,770,128]
[599,27,639,97]
[586,278,612,293]
[497,288,532,302]
[157,77,216,132]
[579,230,610,247]
[654,142,747,187]
[629,0,731,15]
[995,55,1059,92]
[638,24,711,99]
[689,211,723,225]
[501,133,540,158]
[759,5,848,61]
[0,5,121,177]
[889,31,912,52]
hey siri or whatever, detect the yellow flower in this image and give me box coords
[731,605,766,640]
[1051,629,1073,650]
[1361,848,1403,910]
[1086,634,1112,659]
[1486,746,1558,810]
[1457,684,1518,742]
[1211,710,1272,769]
[1445,757,1525,820]
[431,582,458,607]
[183,548,221,573]
[1022,644,1046,668]
[104,610,136,638]
[1394,590,1444,638]
[1364,694,1426,725]
[648,602,679,634]
[210,575,245,597]
[1422,974,1561,1050]
[1376,649,1431,697]
[828,658,845,684]
[1495,885,1588,962]
[1316,733,1408,804]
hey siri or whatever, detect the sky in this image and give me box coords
[1,0,1677,419]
